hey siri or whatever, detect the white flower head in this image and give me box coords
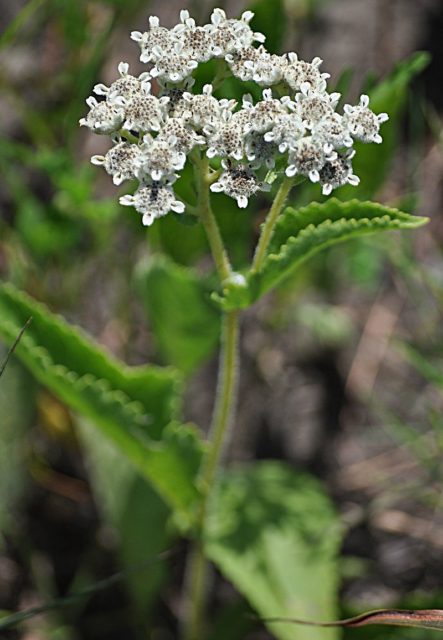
[79,96,125,134]
[244,131,278,169]
[295,87,340,129]
[205,109,245,160]
[312,112,353,151]
[208,8,265,57]
[131,16,178,63]
[150,41,198,83]
[182,84,232,129]
[122,92,167,132]
[157,118,205,153]
[225,46,260,82]
[343,94,388,143]
[286,135,335,182]
[264,112,306,152]
[135,135,186,181]
[319,150,360,195]
[243,89,291,134]
[91,141,141,185]
[284,54,330,92]
[210,160,270,208]
[252,48,287,87]
[176,23,215,63]
[83,7,390,226]
[120,179,185,225]
[93,62,151,104]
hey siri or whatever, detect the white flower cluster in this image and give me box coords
[81,8,388,226]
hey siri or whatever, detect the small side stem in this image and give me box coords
[193,152,232,282]
[251,175,296,273]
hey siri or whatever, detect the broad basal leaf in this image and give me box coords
[205,462,341,640]
[0,282,203,520]
[136,256,220,374]
[246,199,427,304]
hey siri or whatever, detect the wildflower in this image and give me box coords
[173,12,215,63]
[157,118,205,153]
[242,89,292,134]
[312,113,353,151]
[136,134,186,180]
[91,141,141,185]
[131,16,177,63]
[120,179,184,226]
[284,54,330,93]
[79,96,125,134]
[205,110,245,160]
[83,7,389,225]
[319,150,360,195]
[121,90,167,132]
[343,94,389,144]
[208,9,265,56]
[149,41,199,83]
[225,47,260,82]
[295,87,340,129]
[181,84,232,129]
[264,113,306,152]
[252,49,287,87]
[210,161,270,208]
[93,62,151,104]
[286,136,335,182]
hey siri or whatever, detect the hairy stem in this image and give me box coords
[183,310,240,640]
[251,175,296,273]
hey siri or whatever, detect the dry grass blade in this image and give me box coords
[261,609,443,631]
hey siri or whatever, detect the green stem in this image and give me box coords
[182,153,240,640]
[251,175,296,273]
[183,310,240,640]
[119,128,139,144]
[201,310,240,494]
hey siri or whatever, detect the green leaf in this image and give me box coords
[136,256,220,374]
[205,462,341,640]
[247,199,427,304]
[78,418,172,623]
[0,282,203,520]
[0,355,36,536]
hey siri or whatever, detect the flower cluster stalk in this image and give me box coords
[251,175,296,273]
[181,152,240,640]
[193,152,232,282]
